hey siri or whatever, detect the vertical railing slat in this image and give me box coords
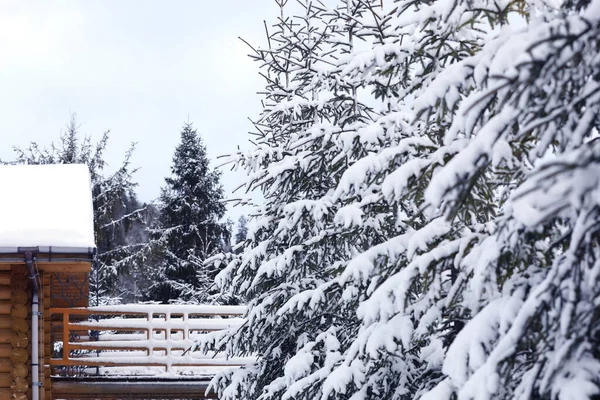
[62,310,70,363]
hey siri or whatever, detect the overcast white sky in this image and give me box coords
[0,0,277,220]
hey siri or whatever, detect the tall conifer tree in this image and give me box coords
[147,122,229,304]
[201,1,387,398]
[199,0,586,398]
[208,0,600,396]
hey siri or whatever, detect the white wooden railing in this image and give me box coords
[49,304,249,373]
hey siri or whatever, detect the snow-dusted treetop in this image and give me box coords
[0,164,95,252]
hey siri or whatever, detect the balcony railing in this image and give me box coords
[49,304,249,374]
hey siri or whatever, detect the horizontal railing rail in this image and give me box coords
[49,304,249,373]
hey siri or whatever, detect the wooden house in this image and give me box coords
[0,164,95,400]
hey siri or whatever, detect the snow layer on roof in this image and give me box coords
[0,164,95,250]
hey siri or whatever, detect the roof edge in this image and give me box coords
[0,246,96,255]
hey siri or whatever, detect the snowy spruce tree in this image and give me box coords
[7,116,144,305]
[203,0,600,399]
[202,1,400,398]
[146,122,229,304]
[406,0,600,397]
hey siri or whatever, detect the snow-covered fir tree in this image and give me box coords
[407,0,600,397]
[202,1,396,398]
[7,115,144,305]
[146,122,229,304]
[202,0,600,398]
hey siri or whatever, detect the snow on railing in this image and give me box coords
[49,304,250,373]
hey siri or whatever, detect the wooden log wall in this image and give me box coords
[50,272,89,309]
[0,260,91,400]
[0,270,12,399]
[10,265,31,400]
[43,272,51,400]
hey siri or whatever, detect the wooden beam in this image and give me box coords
[49,358,247,367]
[51,378,217,399]
[0,273,10,286]
[0,253,92,263]
[49,307,244,317]
[0,344,12,358]
[0,358,10,373]
[0,372,10,387]
[0,301,11,315]
[36,263,91,273]
[0,261,91,272]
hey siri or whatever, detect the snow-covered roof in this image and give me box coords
[0,164,96,253]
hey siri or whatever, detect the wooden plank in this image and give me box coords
[0,254,92,263]
[48,358,247,367]
[0,258,24,265]
[49,308,244,317]
[10,275,28,290]
[37,263,91,273]
[68,343,150,352]
[62,312,70,362]
[0,358,10,373]
[0,301,11,315]
[67,324,149,332]
[0,344,11,358]
[50,359,167,368]
[0,329,14,344]
[67,322,235,332]
[0,287,10,301]
[0,372,9,387]
[44,366,51,395]
[10,264,25,274]
[0,273,11,286]
[51,378,216,399]
[50,271,90,309]
[50,308,147,316]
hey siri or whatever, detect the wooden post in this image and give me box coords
[62,310,70,370]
